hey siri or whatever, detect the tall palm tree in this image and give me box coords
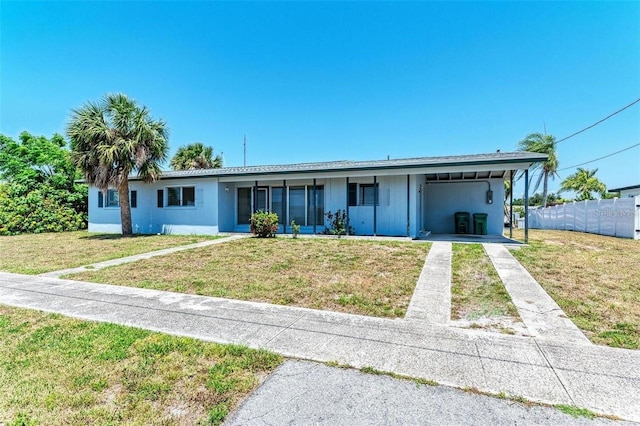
[517,133,559,207]
[67,93,168,235]
[170,142,222,170]
[560,167,607,201]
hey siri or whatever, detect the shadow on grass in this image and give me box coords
[79,233,159,241]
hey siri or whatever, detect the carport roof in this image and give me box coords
[129,151,547,181]
[608,183,640,192]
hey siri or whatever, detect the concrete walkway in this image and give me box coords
[1,272,638,421]
[483,244,592,346]
[405,241,452,324]
[39,234,249,278]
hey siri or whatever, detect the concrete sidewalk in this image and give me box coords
[1,272,638,422]
[405,241,452,324]
[484,244,592,345]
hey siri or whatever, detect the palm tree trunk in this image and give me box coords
[542,172,549,207]
[119,179,133,236]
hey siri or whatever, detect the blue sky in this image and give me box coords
[1,1,639,197]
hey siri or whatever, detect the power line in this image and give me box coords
[525,142,640,181]
[556,97,640,145]
[557,142,640,171]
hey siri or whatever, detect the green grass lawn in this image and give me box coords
[0,231,219,274]
[511,229,640,349]
[69,238,431,318]
[450,243,520,329]
[0,305,282,425]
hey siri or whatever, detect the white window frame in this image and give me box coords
[106,189,119,208]
[166,186,196,207]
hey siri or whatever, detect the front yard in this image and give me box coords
[511,229,640,349]
[0,231,218,274]
[68,238,430,318]
[0,305,282,425]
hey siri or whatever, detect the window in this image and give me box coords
[106,189,119,207]
[289,186,306,225]
[157,189,164,208]
[360,184,378,206]
[271,187,285,223]
[237,188,252,224]
[307,186,324,226]
[348,183,358,206]
[167,186,195,207]
[98,189,136,208]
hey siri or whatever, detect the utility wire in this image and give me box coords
[555,97,640,144]
[525,142,640,181]
[557,142,640,171]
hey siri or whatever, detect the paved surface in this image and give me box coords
[420,233,522,245]
[405,241,452,324]
[38,234,249,278]
[226,360,631,425]
[1,272,639,422]
[483,244,592,345]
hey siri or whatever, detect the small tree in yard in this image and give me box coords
[250,211,279,238]
[324,209,354,236]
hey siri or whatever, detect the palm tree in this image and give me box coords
[560,168,607,201]
[170,142,222,170]
[517,133,559,207]
[67,93,168,236]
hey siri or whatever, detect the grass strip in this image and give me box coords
[0,305,282,425]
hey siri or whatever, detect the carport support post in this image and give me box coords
[524,169,529,244]
[346,177,350,236]
[406,174,410,237]
[509,170,514,238]
[313,178,317,235]
[373,175,378,236]
[283,179,287,234]
[253,181,258,213]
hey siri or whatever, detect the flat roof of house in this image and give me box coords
[130,151,547,181]
[608,184,640,192]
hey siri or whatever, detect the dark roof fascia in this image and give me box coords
[129,154,548,182]
[608,184,640,192]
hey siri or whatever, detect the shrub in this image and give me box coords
[290,220,300,239]
[249,211,279,238]
[324,209,354,236]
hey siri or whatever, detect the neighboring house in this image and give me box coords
[608,184,640,198]
[89,151,546,237]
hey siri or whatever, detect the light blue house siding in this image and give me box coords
[87,152,546,237]
[88,178,220,235]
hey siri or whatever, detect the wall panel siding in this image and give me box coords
[89,178,220,235]
[422,179,505,235]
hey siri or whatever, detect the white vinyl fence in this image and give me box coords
[528,196,640,240]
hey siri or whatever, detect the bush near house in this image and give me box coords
[249,211,279,237]
[0,132,88,235]
[324,209,355,236]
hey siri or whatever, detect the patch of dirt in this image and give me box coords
[450,316,530,337]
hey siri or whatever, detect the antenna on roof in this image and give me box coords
[243,135,246,167]
[387,155,390,160]
[220,152,225,167]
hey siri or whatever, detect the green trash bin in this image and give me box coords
[454,212,471,234]
[473,213,488,235]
